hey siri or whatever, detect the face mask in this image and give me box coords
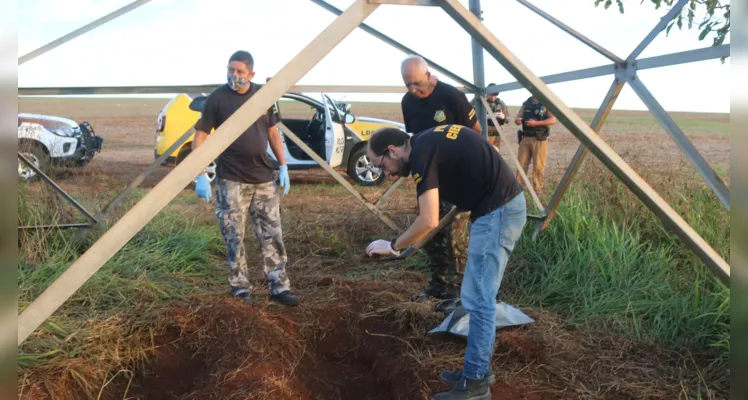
[227,75,249,91]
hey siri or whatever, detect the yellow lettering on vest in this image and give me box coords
[434,125,448,132]
[446,125,461,140]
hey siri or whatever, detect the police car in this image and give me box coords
[154,90,405,186]
[17,113,103,181]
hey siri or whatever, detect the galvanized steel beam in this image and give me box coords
[485,45,728,95]
[626,0,689,62]
[470,0,488,137]
[17,153,99,225]
[627,76,730,210]
[515,0,624,64]
[537,79,625,233]
[17,84,415,96]
[15,0,381,346]
[310,0,479,92]
[438,0,730,284]
[19,0,154,65]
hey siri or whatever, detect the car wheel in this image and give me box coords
[17,144,50,182]
[347,146,385,186]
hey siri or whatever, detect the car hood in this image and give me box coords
[353,116,406,131]
[19,113,79,128]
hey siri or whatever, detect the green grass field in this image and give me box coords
[16,97,731,399]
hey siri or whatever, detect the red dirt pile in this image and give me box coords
[105,278,544,400]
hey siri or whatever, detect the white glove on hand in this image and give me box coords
[494,112,505,120]
[366,239,400,257]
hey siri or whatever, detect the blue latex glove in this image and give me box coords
[278,165,290,196]
[195,174,211,202]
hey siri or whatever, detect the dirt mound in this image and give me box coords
[116,280,429,400]
[103,278,555,400]
[23,277,722,400]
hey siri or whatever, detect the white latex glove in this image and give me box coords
[366,239,400,257]
[494,111,505,120]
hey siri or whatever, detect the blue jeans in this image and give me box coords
[461,192,527,380]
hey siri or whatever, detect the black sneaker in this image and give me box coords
[269,290,300,306]
[439,369,496,386]
[431,376,491,400]
[236,292,253,306]
[435,298,461,314]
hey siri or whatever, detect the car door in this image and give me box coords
[267,96,318,169]
[322,94,345,168]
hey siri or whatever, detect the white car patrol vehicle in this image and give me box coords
[18,113,103,181]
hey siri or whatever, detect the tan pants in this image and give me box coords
[516,137,547,194]
[487,126,500,152]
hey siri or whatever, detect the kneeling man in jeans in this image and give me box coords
[364,124,527,400]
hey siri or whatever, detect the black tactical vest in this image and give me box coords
[487,99,502,113]
[522,98,550,139]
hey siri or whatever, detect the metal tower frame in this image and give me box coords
[11,0,730,348]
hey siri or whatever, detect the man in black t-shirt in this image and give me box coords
[192,50,299,307]
[364,126,527,399]
[399,55,481,312]
[400,56,481,136]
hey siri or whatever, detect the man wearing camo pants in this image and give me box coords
[192,50,299,307]
[399,55,481,314]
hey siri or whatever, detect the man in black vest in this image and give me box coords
[365,125,527,400]
[483,84,509,151]
[399,55,481,313]
[514,95,557,195]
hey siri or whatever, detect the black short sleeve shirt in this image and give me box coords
[409,124,523,221]
[401,81,478,135]
[195,83,281,184]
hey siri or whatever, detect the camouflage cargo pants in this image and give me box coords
[215,178,291,297]
[421,199,461,298]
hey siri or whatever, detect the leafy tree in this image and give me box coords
[594,0,730,46]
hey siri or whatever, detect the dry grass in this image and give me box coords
[16,97,730,400]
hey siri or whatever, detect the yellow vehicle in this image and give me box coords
[155,90,405,186]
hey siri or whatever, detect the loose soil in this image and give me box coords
[70,276,717,400]
[17,98,730,400]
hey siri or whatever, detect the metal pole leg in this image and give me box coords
[515,0,624,64]
[71,124,199,245]
[627,77,730,210]
[19,0,154,65]
[14,0,382,346]
[374,177,406,208]
[469,0,487,137]
[479,97,544,213]
[537,78,625,234]
[438,0,730,284]
[17,153,98,224]
[309,0,479,92]
[277,122,403,232]
[625,0,689,62]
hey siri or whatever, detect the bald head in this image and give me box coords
[401,55,435,99]
[401,55,429,76]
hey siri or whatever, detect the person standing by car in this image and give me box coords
[364,125,527,400]
[514,95,557,195]
[399,55,481,314]
[191,50,299,307]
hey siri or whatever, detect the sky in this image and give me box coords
[17,0,731,113]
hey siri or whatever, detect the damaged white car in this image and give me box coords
[17,113,103,181]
